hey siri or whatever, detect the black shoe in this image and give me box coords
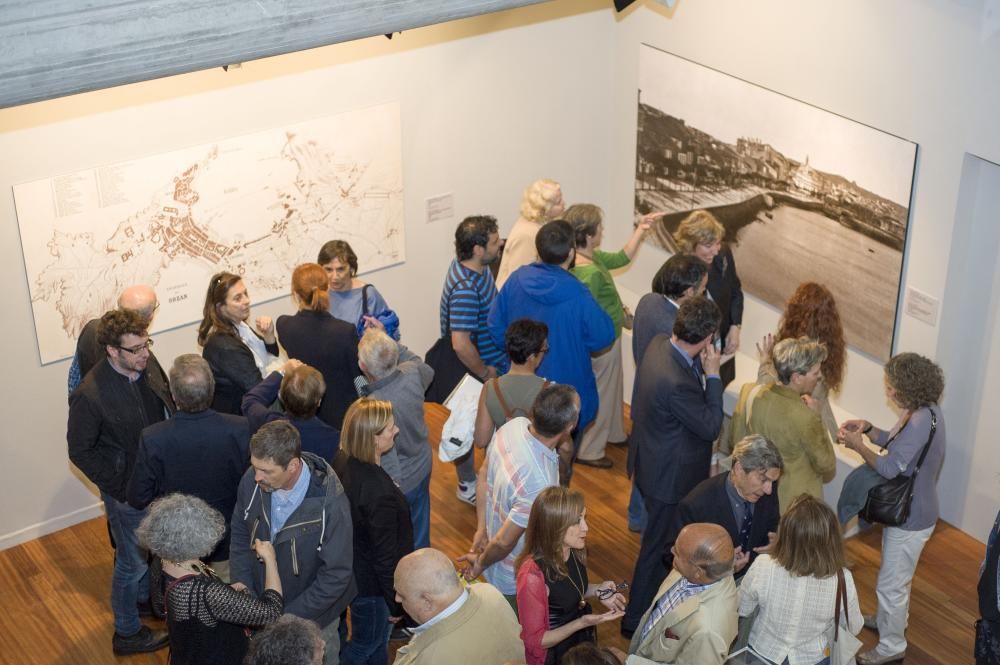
[112,625,169,655]
[576,456,614,469]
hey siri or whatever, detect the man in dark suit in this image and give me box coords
[127,354,250,580]
[664,434,783,582]
[622,296,723,636]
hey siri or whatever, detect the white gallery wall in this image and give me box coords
[0,0,998,548]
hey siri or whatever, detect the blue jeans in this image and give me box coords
[343,596,391,665]
[404,473,431,549]
[102,493,149,636]
[628,481,647,531]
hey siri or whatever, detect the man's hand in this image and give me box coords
[471,528,488,554]
[733,549,751,573]
[701,342,722,376]
[455,552,483,581]
[753,531,778,555]
[230,582,248,593]
[282,358,304,374]
[801,394,821,415]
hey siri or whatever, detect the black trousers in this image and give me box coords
[623,495,677,632]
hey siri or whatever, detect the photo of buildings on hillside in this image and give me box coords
[635,45,918,361]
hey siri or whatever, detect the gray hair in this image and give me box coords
[169,354,215,412]
[245,615,324,665]
[136,494,225,562]
[732,434,784,473]
[772,336,828,384]
[530,383,580,438]
[358,328,399,380]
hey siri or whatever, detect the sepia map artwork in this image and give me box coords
[15,103,404,364]
[635,45,917,361]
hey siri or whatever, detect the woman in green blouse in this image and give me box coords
[566,204,662,468]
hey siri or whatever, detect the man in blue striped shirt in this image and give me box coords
[439,215,507,504]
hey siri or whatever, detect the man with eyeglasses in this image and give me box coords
[68,308,175,656]
[68,284,163,394]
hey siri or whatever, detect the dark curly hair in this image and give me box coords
[885,352,944,410]
[776,282,846,392]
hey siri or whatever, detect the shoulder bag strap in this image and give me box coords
[491,379,515,421]
[908,409,937,476]
[834,569,845,641]
[362,284,371,318]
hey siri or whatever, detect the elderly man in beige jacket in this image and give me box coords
[623,523,738,665]
[392,548,525,665]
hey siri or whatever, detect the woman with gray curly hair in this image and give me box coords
[838,352,947,665]
[137,494,284,665]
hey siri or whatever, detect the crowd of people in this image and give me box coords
[64,177,979,665]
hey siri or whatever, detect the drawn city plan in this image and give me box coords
[15,103,404,364]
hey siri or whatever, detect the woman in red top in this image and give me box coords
[515,486,627,665]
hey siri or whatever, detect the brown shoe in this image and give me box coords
[577,456,613,469]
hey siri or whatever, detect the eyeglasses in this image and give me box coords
[118,339,154,354]
[596,581,629,600]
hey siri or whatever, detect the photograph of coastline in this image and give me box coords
[634,44,917,361]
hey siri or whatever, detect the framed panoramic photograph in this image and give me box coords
[635,44,918,361]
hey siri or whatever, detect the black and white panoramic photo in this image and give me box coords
[635,44,918,361]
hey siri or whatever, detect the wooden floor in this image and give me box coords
[0,404,982,665]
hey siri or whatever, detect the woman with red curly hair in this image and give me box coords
[757,282,846,439]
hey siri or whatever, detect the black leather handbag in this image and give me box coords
[860,410,937,527]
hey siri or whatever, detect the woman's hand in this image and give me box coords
[596,581,627,612]
[756,333,774,362]
[838,426,865,452]
[361,314,386,331]
[253,538,276,565]
[638,211,665,230]
[579,609,625,627]
[724,325,741,355]
[255,316,276,344]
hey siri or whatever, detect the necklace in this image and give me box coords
[565,552,587,610]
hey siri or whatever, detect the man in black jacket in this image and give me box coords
[127,354,250,579]
[623,296,723,636]
[67,309,175,656]
[664,434,783,580]
[230,421,356,665]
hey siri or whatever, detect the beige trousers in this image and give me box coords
[578,335,627,461]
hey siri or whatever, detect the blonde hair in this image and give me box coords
[520,179,563,224]
[672,210,725,253]
[772,336,828,385]
[340,398,394,465]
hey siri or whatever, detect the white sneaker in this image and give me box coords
[456,482,476,506]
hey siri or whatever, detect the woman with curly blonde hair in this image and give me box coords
[757,282,847,439]
[496,179,566,288]
[672,210,743,387]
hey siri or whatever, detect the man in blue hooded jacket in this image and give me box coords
[488,219,614,481]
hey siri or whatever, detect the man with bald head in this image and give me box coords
[69,285,163,393]
[625,523,738,665]
[392,548,524,665]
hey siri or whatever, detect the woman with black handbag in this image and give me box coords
[837,352,946,665]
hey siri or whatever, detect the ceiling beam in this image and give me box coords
[0,0,548,109]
